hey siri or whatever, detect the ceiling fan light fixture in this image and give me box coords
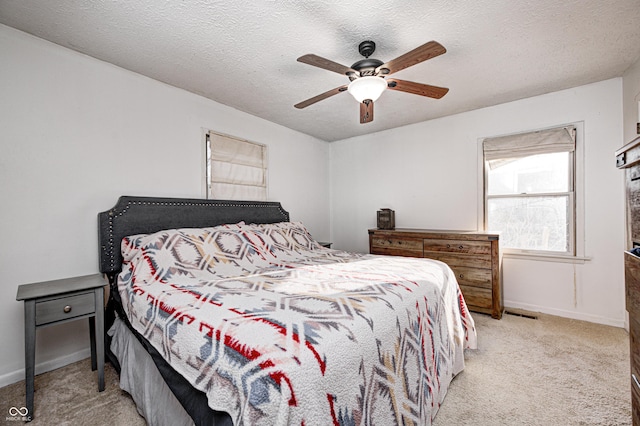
[347,76,387,103]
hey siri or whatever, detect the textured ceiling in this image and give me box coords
[2,0,640,142]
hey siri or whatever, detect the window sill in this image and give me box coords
[503,251,591,264]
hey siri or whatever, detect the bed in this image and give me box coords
[98,195,477,426]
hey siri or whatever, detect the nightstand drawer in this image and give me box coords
[35,291,96,326]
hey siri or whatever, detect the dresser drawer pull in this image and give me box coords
[633,374,640,390]
[459,273,464,279]
[445,244,465,250]
[63,305,72,314]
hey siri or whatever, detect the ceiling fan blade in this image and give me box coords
[360,100,374,124]
[297,54,358,76]
[294,85,348,109]
[376,41,446,76]
[386,78,449,99]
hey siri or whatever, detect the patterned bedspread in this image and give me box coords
[117,221,477,425]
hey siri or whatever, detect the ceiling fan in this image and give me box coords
[294,40,449,124]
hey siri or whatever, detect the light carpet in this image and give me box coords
[433,312,631,426]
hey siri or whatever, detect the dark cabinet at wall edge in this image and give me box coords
[615,135,640,426]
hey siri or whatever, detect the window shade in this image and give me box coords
[483,126,576,162]
[207,132,267,201]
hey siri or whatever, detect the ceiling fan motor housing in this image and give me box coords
[352,40,382,76]
[351,58,384,76]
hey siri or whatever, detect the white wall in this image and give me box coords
[0,24,330,386]
[330,79,626,327]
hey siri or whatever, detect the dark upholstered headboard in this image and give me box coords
[98,196,290,278]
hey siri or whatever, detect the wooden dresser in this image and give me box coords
[368,228,503,319]
[615,135,640,425]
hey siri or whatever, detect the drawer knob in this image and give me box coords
[63,305,72,314]
[446,244,451,248]
[459,273,464,279]
[459,245,464,249]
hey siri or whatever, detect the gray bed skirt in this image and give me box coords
[108,317,196,426]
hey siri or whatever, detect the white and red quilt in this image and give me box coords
[117,221,477,425]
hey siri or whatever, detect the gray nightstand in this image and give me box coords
[16,274,106,421]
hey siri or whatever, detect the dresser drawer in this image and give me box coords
[423,239,491,255]
[35,291,96,326]
[459,285,493,309]
[633,380,640,426]
[632,318,640,425]
[626,251,640,315]
[370,237,423,257]
[423,252,492,269]
[632,317,640,366]
[449,266,492,289]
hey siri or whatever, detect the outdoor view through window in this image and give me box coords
[486,151,573,254]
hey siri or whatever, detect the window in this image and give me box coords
[483,126,576,255]
[206,131,267,201]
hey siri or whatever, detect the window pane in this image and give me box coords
[487,195,570,252]
[487,152,569,195]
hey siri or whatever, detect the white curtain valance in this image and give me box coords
[483,126,576,162]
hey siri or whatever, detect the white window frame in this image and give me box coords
[478,122,588,263]
[204,131,268,201]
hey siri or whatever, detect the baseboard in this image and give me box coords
[0,348,92,389]
[504,301,626,328]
